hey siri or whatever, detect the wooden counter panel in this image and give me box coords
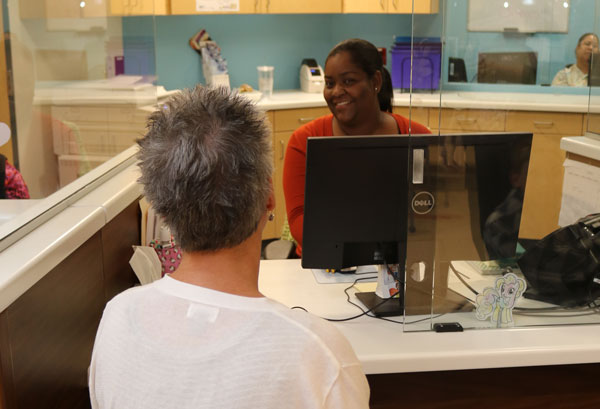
[368,363,600,409]
[567,151,600,167]
[272,107,329,132]
[393,106,429,129]
[0,201,141,409]
[520,133,565,239]
[430,109,506,131]
[506,111,583,135]
[0,232,103,409]
[102,200,140,302]
[587,112,600,134]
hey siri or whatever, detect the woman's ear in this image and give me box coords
[267,179,275,211]
[373,70,383,93]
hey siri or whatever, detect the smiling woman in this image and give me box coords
[282,38,430,257]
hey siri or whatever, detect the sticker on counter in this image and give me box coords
[475,272,526,327]
[196,0,240,12]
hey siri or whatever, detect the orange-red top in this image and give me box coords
[283,113,430,256]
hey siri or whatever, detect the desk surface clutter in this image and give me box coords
[258,259,600,375]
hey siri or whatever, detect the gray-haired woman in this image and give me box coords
[88,86,370,409]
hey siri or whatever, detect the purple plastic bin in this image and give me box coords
[391,48,441,90]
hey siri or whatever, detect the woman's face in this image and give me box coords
[323,51,380,127]
[576,35,599,64]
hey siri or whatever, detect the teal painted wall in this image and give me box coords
[124,13,443,91]
[122,0,600,94]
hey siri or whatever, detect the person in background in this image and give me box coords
[283,38,430,257]
[552,32,599,86]
[88,86,370,409]
[0,154,29,199]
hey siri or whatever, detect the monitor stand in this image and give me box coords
[355,265,404,317]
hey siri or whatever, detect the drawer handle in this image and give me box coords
[298,117,315,123]
[266,0,270,11]
[533,121,554,127]
[457,118,477,123]
[280,140,285,160]
[380,0,385,10]
[392,0,398,9]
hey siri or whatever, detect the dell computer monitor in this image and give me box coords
[302,132,533,316]
[302,135,411,271]
[477,52,537,85]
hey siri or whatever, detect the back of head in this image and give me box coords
[326,38,393,112]
[137,86,273,252]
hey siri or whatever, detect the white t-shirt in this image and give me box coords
[89,275,370,409]
[551,64,588,86]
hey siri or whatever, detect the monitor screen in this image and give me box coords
[301,135,411,270]
[477,52,537,84]
[301,132,533,315]
[589,52,600,86]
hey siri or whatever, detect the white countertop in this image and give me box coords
[259,259,600,374]
[35,83,592,113]
[561,135,600,161]
[0,148,141,312]
[0,200,40,226]
[254,90,591,113]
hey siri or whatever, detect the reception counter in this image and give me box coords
[259,259,600,408]
[3,88,597,407]
[0,149,600,408]
[259,259,600,375]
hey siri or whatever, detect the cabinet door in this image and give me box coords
[273,130,293,238]
[45,0,108,18]
[110,0,169,15]
[506,111,583,239]
[389,0,439,14]
[392,106,429,129]
[0,4,12,163]
[171,0,261,14]
[272,107,330,132]
[20,0,109,18]
[262,111,277,240]
[431,108,506,132]
[269,107,329,239]
[266,0,341,13]
[343,0,387,13]
[518,132,566,240]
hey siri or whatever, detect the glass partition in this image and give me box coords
[0,0,161,245]
[403,0,600,332]
[1,0,599,330]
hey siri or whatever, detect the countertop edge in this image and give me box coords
[0,163,142,313]
[561,136,600,161]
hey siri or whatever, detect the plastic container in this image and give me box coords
[257,66,274,98]
[391,38,442,91]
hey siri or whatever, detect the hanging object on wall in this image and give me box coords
[189,29,230,89]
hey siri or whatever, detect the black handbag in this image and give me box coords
[518,213,600,307]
